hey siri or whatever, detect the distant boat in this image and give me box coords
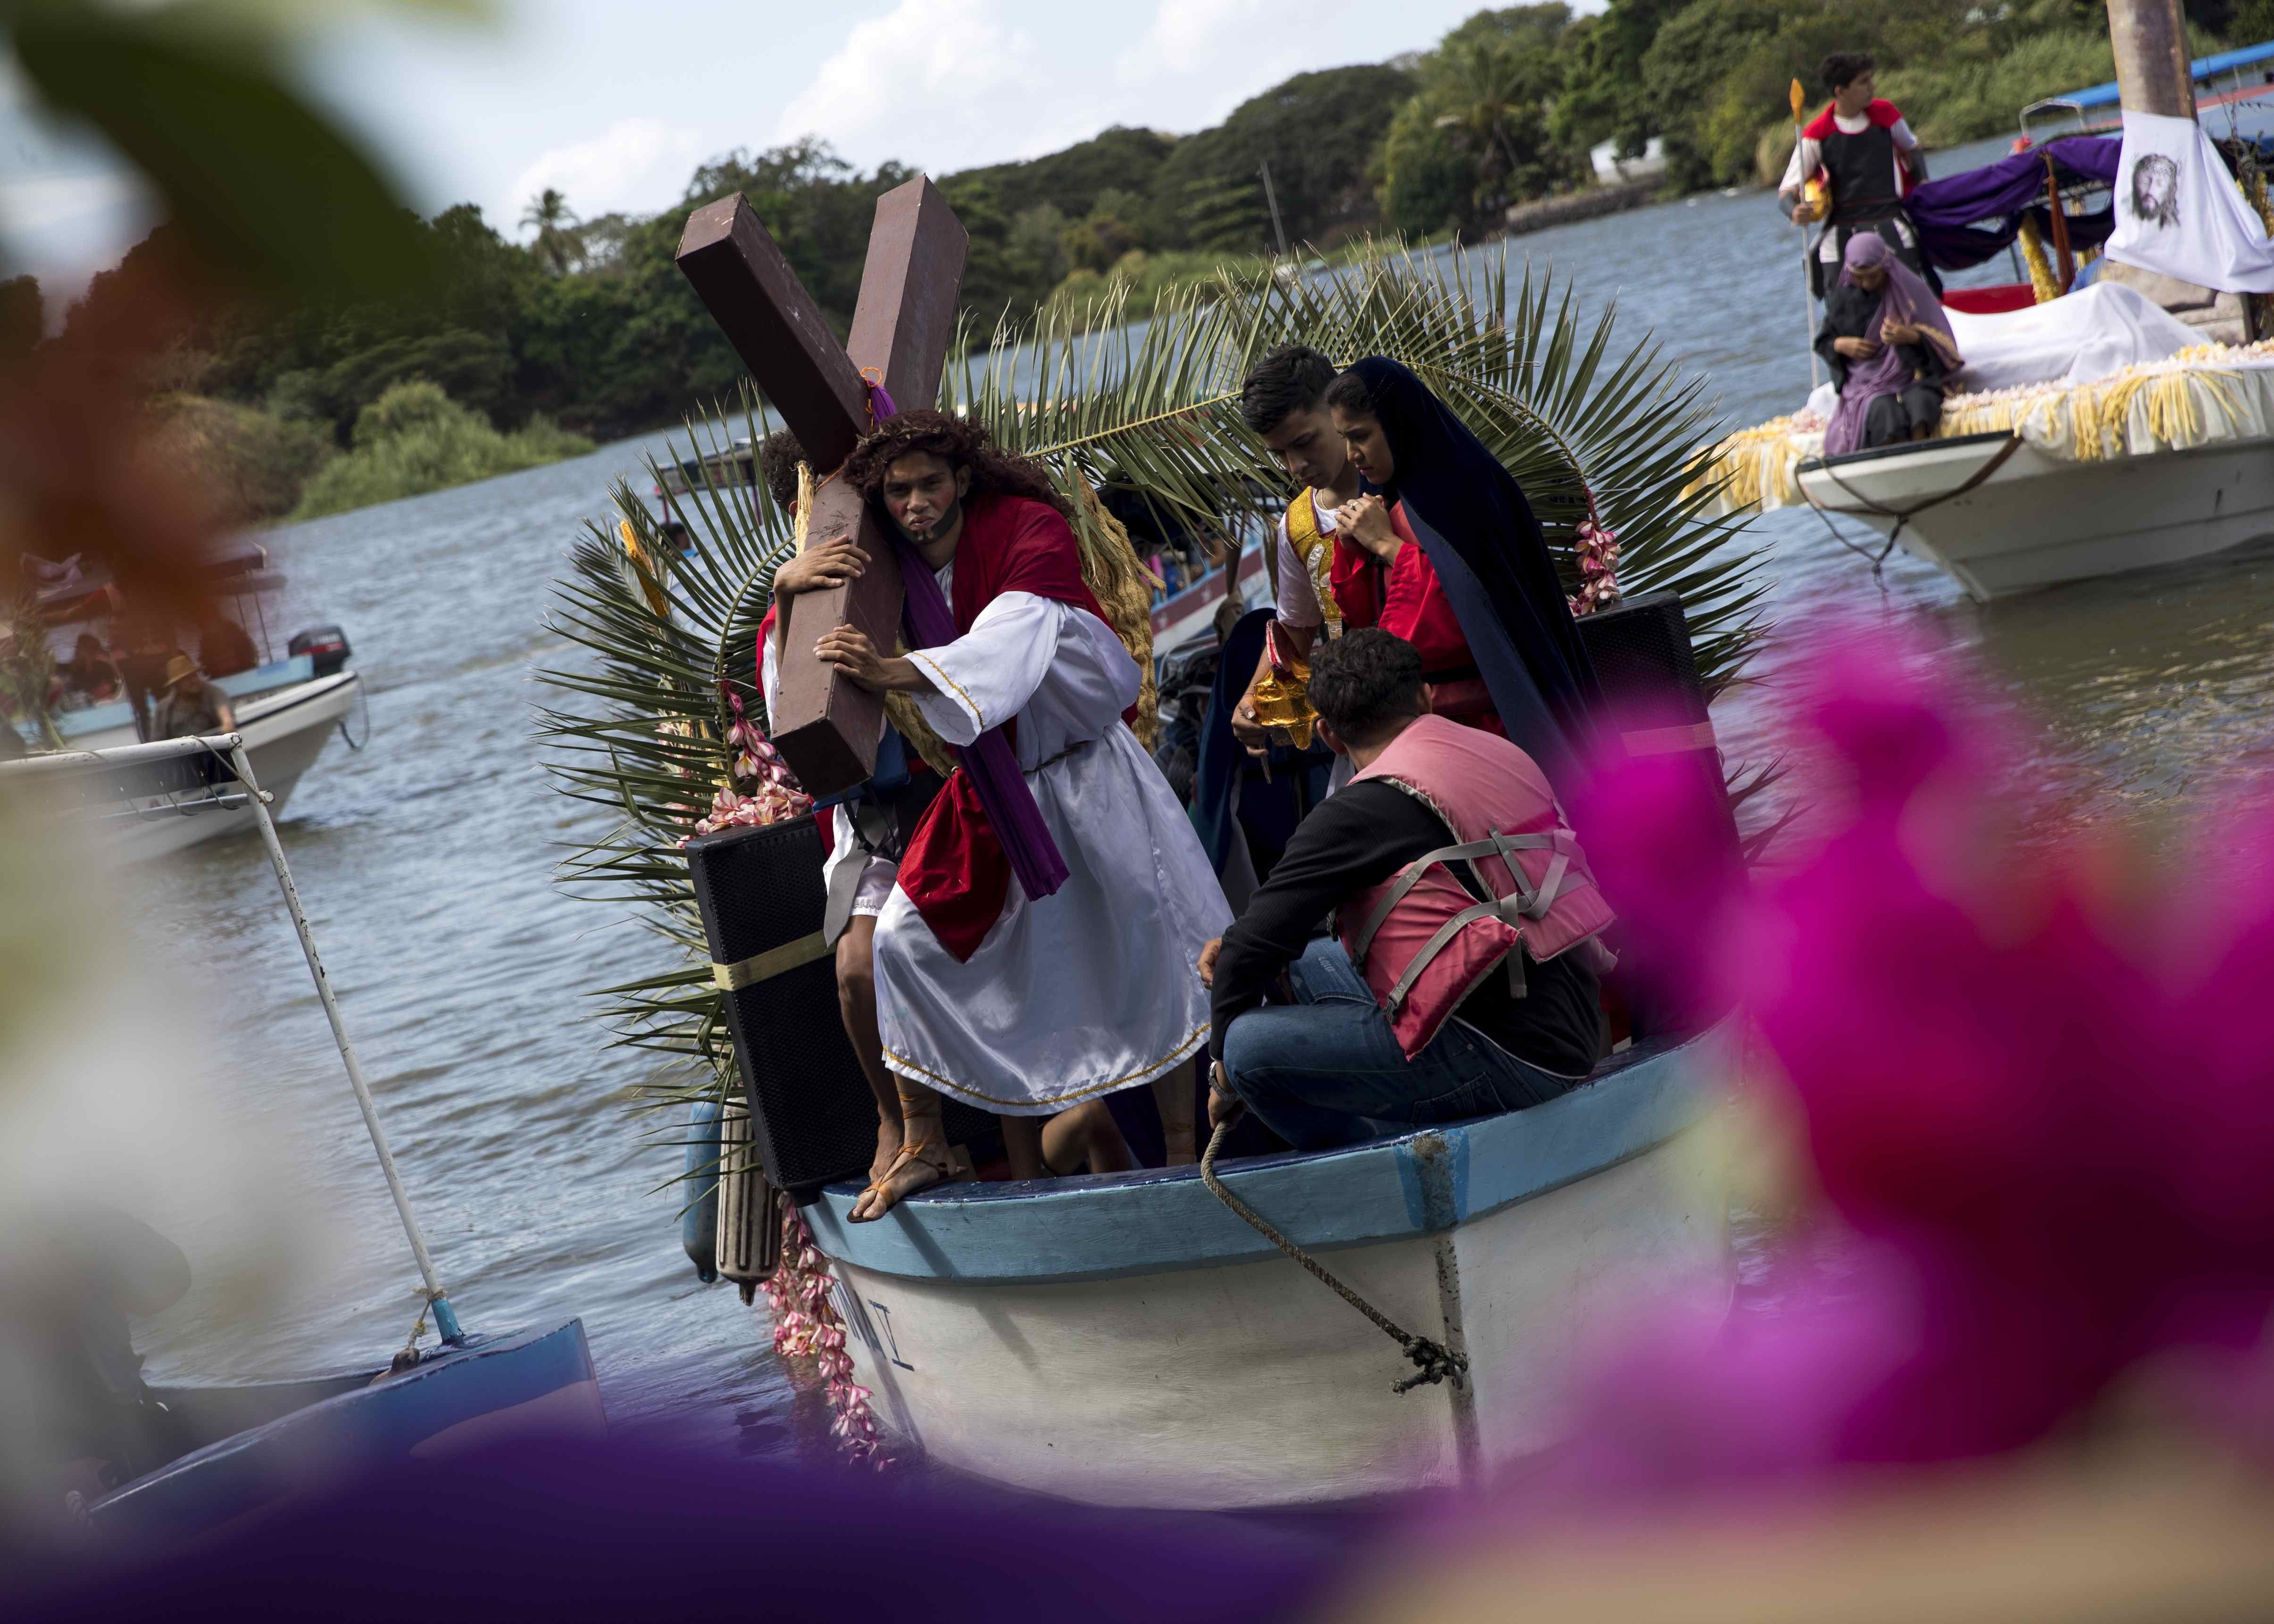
[2021,39,2274,144]
[15,544,364,858]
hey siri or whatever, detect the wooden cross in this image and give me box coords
[676,177,968,798]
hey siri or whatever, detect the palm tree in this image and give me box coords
[535,242,1768,1122]
[520,188,581,275]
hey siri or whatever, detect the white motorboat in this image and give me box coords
[800,1026,1733,1508]
[13,544,365,857]
[1793,422,2274,600]
[46,660,363,859]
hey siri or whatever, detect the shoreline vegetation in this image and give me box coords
[14,0,2260,524]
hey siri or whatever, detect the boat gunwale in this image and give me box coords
[804,1021,1734,1287]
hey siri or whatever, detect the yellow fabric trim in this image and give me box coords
[882,1021,1208,1112]
[713,931,830,991]
[906,650,983,733]
[1283,490,1342,630]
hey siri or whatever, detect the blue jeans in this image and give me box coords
[1221,937,1581,1150]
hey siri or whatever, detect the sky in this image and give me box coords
[0,0,1597,303]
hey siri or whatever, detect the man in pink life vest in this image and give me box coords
[1197,629,1616,1150]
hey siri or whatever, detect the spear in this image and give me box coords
[1792,78,1821,390]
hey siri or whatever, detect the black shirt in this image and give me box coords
[1209,779,1601,1076]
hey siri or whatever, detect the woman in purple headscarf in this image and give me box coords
[1815,232,1965,457]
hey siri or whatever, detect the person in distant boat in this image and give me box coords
[58,633,123,706]
[196,610,258,679]
[1199,630,1612,1150]
[1779,51,1937,298]
[1816,232,1963,456]
[1320,357,1604,789]
[152,653,235,739]
[775,411,1224,1217]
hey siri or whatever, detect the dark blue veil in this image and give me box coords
[1347,356,1604,785]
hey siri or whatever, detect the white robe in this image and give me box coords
[766,572,1230,1115]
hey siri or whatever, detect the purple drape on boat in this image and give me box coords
[864,379,1070,903]
[1908,136,2122,270]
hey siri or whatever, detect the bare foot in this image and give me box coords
[850,1135,952,1222]
[868,1115,905,1185]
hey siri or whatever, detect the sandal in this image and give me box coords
[850,1097,956,1222]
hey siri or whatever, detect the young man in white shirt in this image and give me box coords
[1228,345,1365,755]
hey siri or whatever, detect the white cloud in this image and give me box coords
[507,117,705,227]
[775,0,1062,173]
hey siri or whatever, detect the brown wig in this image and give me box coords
[842,409,1072,521]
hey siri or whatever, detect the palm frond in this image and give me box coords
[536,244,1772,1120]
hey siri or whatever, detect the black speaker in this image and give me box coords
[683,814,995,1201]
[1573,590,1742,865]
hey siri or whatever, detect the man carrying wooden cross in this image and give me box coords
[776,411,1227,1218]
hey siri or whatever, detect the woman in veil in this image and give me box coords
[1319,356,1604,787]
[1816,232,1964,456]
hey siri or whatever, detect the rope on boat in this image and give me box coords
[1199,1119,1467,1394]
[1802,432,2024,574]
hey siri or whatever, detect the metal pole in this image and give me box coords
[1802,246,1820,390]
[225,736,464,1344]
[1259,161,1290,261]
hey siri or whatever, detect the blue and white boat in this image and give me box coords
[800,1027,1733,1509]
[1,736,607,1546]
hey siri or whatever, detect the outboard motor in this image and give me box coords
[288,625,352,678]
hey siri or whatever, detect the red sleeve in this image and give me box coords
[1327,534,1380,628]
[1802,105,1837,140]
[1375,508,1473,674]
[1868,99,1903,129]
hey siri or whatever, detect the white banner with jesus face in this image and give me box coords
[2106,109,2274,294]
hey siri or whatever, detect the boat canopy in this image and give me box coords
[2032,40,2274,115]
[1908,136,2121,270]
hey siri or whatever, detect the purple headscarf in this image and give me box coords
[1824,233,1966,458]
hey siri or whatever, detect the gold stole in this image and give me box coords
[1284,489,1342,633]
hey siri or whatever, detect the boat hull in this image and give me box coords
[70,672,359,859]
[88,1319,607,1547]
[802,1029,1734,1509]
[1796,434,2274,600]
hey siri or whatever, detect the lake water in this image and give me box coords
[127,143,2274,1461]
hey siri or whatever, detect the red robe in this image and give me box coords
[753,494,1112,889]
[1326,501,1503,737]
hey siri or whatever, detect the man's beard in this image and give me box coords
[900,494,962,545]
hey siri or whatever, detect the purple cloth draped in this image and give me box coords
[1908,136,2122,270]
[1825,236,1964,458]
[867,379,1069,903]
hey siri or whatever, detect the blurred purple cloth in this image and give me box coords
[1909,137,2121,270]
[15,1437,1341,1622]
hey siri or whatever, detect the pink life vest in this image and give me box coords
[1337,714,1616,1059]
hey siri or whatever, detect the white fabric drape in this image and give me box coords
[878,588,1227,1113]
[1945,281,2201,392]
[2107,109,2274,294]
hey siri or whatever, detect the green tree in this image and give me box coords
[520,187,582,275]
[0,276,39,367]
[1149,65,1417,250]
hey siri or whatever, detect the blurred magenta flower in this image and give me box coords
[1549,626,2274,1492]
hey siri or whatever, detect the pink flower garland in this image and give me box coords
[1568,504,1623,618]
[687,689,813,839]
[762,1200,889,1468]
